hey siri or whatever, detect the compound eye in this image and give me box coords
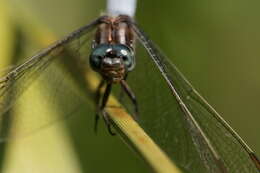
[122,54,132,68]
[114,45,135,71]
[89,55,102,70]
[89,44,110,70]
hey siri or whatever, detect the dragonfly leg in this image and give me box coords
[102,109,116,136]
[120,80,139,120]
[118,74,128,102]
[101,83,116,135]
[96,82,116,135]
[94,80,105,133]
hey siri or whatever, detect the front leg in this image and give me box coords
[120,80,139,120]
[95,82,115,135]
[94,80,105,133]
[118,74,128,102]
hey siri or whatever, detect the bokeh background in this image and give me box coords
[0,0,260,172]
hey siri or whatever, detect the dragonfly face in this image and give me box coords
[89,43,135,83]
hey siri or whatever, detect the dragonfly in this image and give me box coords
[0,0,260,172]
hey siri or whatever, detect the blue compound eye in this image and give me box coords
[113,44,135,71]
[89,44,111,70]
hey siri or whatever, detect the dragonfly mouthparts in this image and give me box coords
[101,58,126,83]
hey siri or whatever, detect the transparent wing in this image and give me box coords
[131,22,260,172]
[0,17,102,142]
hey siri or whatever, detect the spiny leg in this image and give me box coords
[120,80,139,120]
[94,80,105,133]
[102,109,116,136]
[100,83,116,135]
[118,74,128,102]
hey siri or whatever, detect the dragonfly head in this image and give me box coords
[90,44,135,83]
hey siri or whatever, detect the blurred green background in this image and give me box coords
[1,0,260,172]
